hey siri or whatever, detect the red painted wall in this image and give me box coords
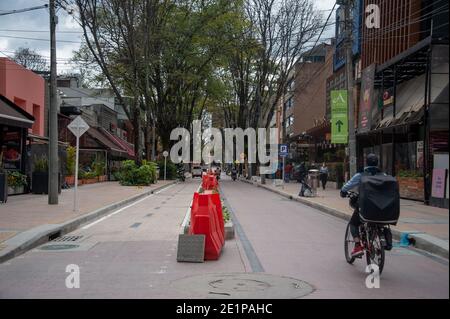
[0,58,45,137]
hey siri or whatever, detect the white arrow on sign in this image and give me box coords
[68,116,89,138]
[67,116,90,212]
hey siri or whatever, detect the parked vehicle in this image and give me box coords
[192,165,203,178]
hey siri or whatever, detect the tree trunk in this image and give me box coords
[133,107,142,165]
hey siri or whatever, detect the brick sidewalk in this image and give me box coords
[262,180,449,241]
[0,181,173,244]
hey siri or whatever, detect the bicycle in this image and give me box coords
[344,191,391,275]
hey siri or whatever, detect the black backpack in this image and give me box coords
[358,172,400,225]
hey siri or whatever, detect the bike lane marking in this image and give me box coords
[81,183,177,230]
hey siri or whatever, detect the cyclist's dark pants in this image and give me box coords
[350,208,361,238]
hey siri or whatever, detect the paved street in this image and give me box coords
[0,181,174,244]
[0,178,448,298]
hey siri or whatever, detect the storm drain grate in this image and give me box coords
[52,235,84,242]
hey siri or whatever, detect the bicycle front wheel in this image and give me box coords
[344,223,356,264]
[365,228,385,275]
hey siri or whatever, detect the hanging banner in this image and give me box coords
[331,90,348,144]
[359,64,376,133]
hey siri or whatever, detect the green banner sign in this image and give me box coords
[331,90,348,144]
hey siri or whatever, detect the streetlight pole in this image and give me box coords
[344,0,357,177]
[48,0,59,204]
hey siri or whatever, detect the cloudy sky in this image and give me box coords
[0,0,336,75]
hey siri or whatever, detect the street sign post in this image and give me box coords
[331,90,348,144]
[279,144,288,183]
[163,151,169,180]
[279,144,288,157]
[68,116,90,212]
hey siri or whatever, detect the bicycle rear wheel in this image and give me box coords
[365,228,385,275]
[344,223,356,264]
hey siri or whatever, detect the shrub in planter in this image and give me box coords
[156,159,177,180]
[117,160,157,186]
[79,171,98,184]
[65,146,76,185]
[32,155,61,194]
[7,171,27,195]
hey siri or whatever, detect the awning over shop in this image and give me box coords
[101,128,135,158]
[0,94,34,128]
[375,73,426,130]
[85,127,129,158]
[306,121,331,139]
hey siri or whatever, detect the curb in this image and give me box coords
[240,178,449,260]
[0,181,177,264]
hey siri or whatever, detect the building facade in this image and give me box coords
[0,58,45,137]
[355,0,449,207]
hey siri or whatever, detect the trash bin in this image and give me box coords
[308,169,320,196]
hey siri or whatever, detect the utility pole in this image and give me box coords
[344,0,357,176]
[48,0,59,204]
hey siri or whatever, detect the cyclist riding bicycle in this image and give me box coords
[340,153,391,257]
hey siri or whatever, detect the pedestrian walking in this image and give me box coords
[319,162,329,190]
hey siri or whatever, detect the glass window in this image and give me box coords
[395,141,424,176]
[1,126,23,170]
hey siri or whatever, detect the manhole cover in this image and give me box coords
[171,273,314,299]
[40,244,80,250]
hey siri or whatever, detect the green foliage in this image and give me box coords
[156,159,177,180]
[92,160,106,176]
[222,205,231,223]
[7,171,27,188]
[79,171,98,180]
[398,170,423,178]
[66,146,76,176]
[33,155,48,173]
[117,160,157,186]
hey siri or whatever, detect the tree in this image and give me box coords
[243,0,323,129]
[13,47,49,72]
[67,0,245,158]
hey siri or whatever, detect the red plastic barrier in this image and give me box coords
[189,192,223,260]
[201,172,219,190]
[202,174,209,189]
[209,193,225,245]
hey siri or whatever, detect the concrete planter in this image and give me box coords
[98,175,108,182]
[0,173,7,203]
[224,221,235,240]
[32,172,61,194]
[183,219,235,240]
[8,185,25,195]
[397,176,424,201]
[82,178,98,185]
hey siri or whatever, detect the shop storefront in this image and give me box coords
[356,38,449,207]
[0,94,34,196]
